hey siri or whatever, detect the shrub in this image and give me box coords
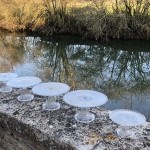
[0,0,149,40]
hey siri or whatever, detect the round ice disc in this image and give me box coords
[6,76,42,88]
[17,94,34,102]
[32,82,70,97]
[63,90,108,108]
[109,109,146,127]
[0,73,18,82]
[0,86,12,93]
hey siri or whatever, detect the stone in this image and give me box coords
[0,90,149,150]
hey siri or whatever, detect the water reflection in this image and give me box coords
[0,32,150,120]
[0,34,24,72]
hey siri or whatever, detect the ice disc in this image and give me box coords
[32,82,70,97]
[6,76,42,88]
[0,73,18,82]
[0,86,12,93]
[17,94,34,101]
[63,90,108,108]
[74,112,95,123]
[109,109,146,126]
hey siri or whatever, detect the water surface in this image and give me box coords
[0,31,150,121]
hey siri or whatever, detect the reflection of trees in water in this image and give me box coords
[35,40,78,89]
[0,33,25,72]
[75,46,150,83]
[70,45,150,98]
[37,39,150,95]
[0,33,149,97]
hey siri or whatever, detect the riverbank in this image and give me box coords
[0,88,150,150]
[0,0,150,41]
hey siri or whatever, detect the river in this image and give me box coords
[0,31,150,121]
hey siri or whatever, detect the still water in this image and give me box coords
[0,31,150,121]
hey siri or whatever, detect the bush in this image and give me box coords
[0,0,150,40]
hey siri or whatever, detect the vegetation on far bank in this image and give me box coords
[0,0,150,41]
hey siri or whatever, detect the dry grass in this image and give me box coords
[0,0,45,31]
[0,0,150,40]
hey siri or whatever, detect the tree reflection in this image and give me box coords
[0,32,25,72]
[35,38,78,89]
[35,37,150,97]
[72,45,150,98]
[0,33,150,97]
